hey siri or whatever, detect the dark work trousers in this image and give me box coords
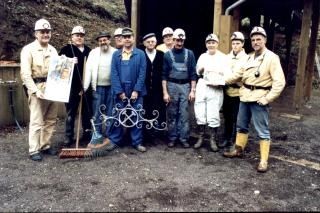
[222,94,240,143]
[143,93,167,141]
[65,88,92,139]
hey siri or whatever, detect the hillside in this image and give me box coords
[0,0,128,61]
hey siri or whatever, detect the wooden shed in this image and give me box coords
[127,0,319,112]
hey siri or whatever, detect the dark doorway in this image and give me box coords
[136,0,214,59]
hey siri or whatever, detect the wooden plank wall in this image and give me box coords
[0,65,66,126]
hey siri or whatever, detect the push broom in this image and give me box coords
[59,92,92,158]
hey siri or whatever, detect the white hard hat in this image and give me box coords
[114,28,123,36]
[34,18,51,31]
[205,33,219,43]
[71,26,85,35]
[230,31,245,41]
[250,26,267,37]
[173,28,186,40]
[162,27,173,37]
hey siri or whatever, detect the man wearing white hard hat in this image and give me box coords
[221,31,248,151]
[59,25,92,147]
[20,18,59,161]
[193,33,231,151]
[156,27,174,53]
[162,28,197,148]
[223,26,286,173]
[113,27,123,49]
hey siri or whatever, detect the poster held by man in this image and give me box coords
[44,55,74,102]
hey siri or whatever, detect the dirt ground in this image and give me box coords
[0,86,320,212]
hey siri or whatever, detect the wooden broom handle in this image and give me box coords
[75,57,86,149]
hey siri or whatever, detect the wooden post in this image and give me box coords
[214,0,222,35]
[220,15,232,54]
[131,0,139,46]
[304,0,319,102]
[293,0,313,112]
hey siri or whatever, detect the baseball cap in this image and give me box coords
[34,19,51,31]
[250,26,267,37]
[173,28,186,40]
[71,26,85,35]
[230,31,245,41]
[162,27,173,37]
[122,27,134,36]
[205,33,219,43]
[142,33,156,41]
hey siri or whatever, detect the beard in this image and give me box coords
[100,44,109,52]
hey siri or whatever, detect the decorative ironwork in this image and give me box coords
[92,98,167,131]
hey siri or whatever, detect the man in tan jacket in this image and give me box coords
[20,18,59,161]
[223,26,286,172]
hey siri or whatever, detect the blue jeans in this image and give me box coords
[167,82,190,142]
[236,102,270,140]
[92,86,112,138]
[108,97,144,146]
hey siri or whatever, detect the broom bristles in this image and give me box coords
[59,148,92,158]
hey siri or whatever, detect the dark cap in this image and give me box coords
[122,27,134,36]
[96,31,111,40]
[142,33,156,41]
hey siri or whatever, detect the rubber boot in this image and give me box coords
[194,125,205,149]
[223,132,248,157]
[257,139,271,172]
[209,127,219,152]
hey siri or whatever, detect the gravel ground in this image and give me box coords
[0,87,320,212]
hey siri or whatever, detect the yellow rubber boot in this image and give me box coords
[223,132,248,158]
[257,140,271,172]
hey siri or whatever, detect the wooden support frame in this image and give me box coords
[293,0,313,112]
[131,0,140,46]
[219,15,232,54]
[304,0,320,102]
[213,0,222,35]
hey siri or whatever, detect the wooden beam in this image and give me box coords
[214,0,222,35]
[304,0,319,102]
[131,0,139,46]
[219,15,232,54]
[293,0,313,112]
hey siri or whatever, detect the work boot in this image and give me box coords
[223,132,248,158]
[41,147,57,156]
[209,127,219,152]
[194,125,205,149]
[218,139,228,148]
[181,141,190,148]
[134,144,147,152]
[30,153,42,161]
[167,140,175,148]
[62,136,74,147]
[257,139,271,173]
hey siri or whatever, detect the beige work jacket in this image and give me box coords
[20,40,58,95]
[225,49,248,97]
[226,48,285,103]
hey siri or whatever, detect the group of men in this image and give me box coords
[20,18,285,173]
